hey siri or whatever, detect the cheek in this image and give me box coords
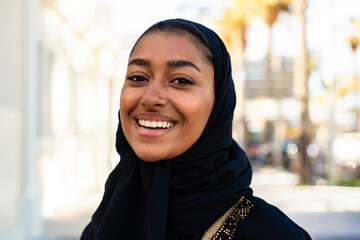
[119,88,138,135]
[119,93,128,123]
[178,93,214,131]
[120,87,138,114]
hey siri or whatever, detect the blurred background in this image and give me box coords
[1,0,360,239]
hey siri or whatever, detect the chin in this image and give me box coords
[139,156,168,162]
[135,151,168,162]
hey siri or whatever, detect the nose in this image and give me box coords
[140,79,167,109]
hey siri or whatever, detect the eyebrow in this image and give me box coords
[128,58,151,67]
[166,60,201,72]
[128,58,201,72]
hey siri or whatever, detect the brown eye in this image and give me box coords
[172,77,193,85]
[127,75,147,82]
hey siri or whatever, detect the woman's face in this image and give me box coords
[120,31,215,162]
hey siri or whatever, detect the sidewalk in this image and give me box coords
[252,167,360,240]
[252,167,360,213]
[43,193,100,240]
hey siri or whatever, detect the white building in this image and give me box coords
[0,0,125,238]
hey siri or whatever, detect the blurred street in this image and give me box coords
[2,0,360,239]
[42,167,360,240]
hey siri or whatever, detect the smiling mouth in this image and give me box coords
[137,119,175,129]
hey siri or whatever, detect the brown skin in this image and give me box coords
[120,31,215,162]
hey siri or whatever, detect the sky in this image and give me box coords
[94,0,230,40]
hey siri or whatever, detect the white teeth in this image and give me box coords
[138,119,174,129]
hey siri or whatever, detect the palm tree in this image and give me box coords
[218,0,255,66]
[292,0,314,184]
[256,0,315,183]
[254,0,292,60]
[255,0,293,168]
[219,0,292,66]
[218,0,257,147]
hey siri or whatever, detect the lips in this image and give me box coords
[137,119,174,129]
[135,117,176,138]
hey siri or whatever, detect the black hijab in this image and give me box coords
[81,19,252,240]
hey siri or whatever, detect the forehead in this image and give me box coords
[130,31,206,62]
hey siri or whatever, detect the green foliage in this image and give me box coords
[339,178,360,187]
[353,178,360,187]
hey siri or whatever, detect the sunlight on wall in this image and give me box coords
[56,0,92,32]
[51,62,70,136]
[38,0,123,218]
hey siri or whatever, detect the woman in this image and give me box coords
[81,19,311,240]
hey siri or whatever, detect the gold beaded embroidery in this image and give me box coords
[203,196,254,240]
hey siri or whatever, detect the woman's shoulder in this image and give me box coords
[203,193,311,240]
[234,193,311,240]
